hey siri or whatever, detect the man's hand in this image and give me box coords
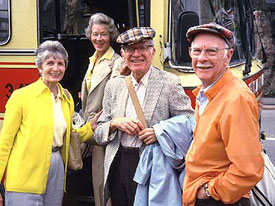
[196,185,210,199]
[138,128,157,145]
[110,117,144,135]
[90,110,103,130]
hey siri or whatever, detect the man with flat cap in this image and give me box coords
[94,27,194,206]
[182,22,264,206]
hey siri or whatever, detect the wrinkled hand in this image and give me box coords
[196,185,210,199]
[110,117,144,135]
[90,110,103,131]
[120,64,131,76]
[138,128,157,145]
[0,193,3,206]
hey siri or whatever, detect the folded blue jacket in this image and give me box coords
[134,115,195,206]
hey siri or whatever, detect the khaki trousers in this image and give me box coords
[92,145,112,206]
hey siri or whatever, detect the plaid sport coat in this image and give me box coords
[94,66,194,205]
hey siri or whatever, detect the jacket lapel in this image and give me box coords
[143,67,163,127]
[88,60,112,94]
[117,80,129,118]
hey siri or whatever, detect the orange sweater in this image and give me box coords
[182,69,264,205]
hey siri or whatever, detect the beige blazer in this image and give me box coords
[80,49,124,206]
[81,51,124,122]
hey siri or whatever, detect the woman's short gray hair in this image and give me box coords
[36,40,68,71]
[85,13,119,42]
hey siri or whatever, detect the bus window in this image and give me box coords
[207,0,247,64]
[170,0,255,68]
[138,0,150,27]
[0,0,10,45]
[171,0,199,67]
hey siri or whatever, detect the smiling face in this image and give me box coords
[121,40,155,82]
[91,24,110,57]
[191,33,233,88]
[41,56,66,88]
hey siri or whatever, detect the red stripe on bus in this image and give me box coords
[244,70,263,84]
[0,68,39,113]
[0,62,36,65]
[0,67,37,70]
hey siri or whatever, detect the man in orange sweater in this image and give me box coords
[182,22,264,206]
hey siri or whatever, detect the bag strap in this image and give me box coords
[64,89,73,114]
[251,186,273,206]
[125,75,147,128]
[64,89,74,122]
[64,89,70,101]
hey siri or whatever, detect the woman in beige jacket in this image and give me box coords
[80,13,124,206]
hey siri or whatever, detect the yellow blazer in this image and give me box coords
[0,78,93,194]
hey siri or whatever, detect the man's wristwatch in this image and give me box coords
[203,183,211,198]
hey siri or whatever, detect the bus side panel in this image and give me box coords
[0,67,39,130]
[7,0,38,50]
[150,0,169,69]
[0,67,39,112]
[0,0,39,130]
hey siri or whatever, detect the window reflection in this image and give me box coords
[0,0,10,45]
[0,0,7,9]
[170,0,254,67]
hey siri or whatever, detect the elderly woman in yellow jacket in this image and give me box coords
[0,40,99,206]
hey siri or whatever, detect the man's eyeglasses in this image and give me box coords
[123,45,153,54]
[189,47,229,59]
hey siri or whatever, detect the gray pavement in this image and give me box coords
[262,97,275,110]
[262,140,275,165]
[263,97,275,105]
[261,97,275,165]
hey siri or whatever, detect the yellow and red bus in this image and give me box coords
[0,0,264,131]
[0,0,265,204]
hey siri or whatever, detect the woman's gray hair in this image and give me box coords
[36,40,68,71]
[85,13,119,42]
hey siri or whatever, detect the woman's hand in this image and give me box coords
[0,193,3,206]
[120,64,131,76]
[138,128,157,145]
[90,110,103,130]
